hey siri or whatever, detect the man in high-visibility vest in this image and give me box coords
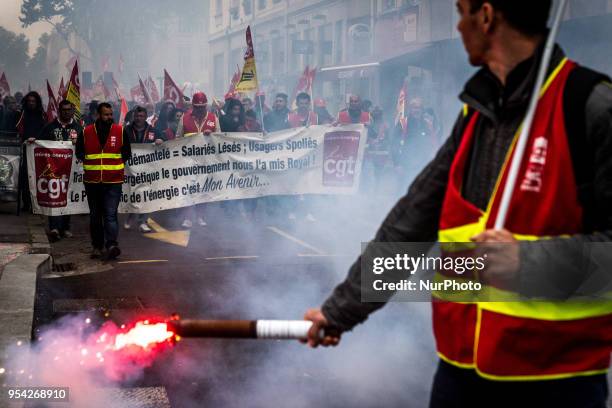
[336,94,370,125]
[303,1,612,407]
[76,102,131,260]
[175,91,219,228]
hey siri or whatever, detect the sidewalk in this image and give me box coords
[0,201,51,403]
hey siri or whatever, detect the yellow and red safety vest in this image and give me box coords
[83,123,124,184]
[337,110,370,125]
[434,58,612,381]
[288,111,318,128]
[182,110,218,136]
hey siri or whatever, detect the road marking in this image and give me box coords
[205,255,259,260]
[117,260,169,264]
[266,226,325,255]
[144,218,191,247]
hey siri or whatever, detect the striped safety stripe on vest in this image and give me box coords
[434,58,612,381]
[83,123,125,183]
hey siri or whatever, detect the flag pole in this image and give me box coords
[257,88,266,132]
[493,0,568,229]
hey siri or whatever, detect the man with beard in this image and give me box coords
[336,95,370,125]
[263,93,290,132]
[34,99,83,241]
[123,106,164,233]
[76,103,131,260]
[220,98,245,132]
[288,92,318,128]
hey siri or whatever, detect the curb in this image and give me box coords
[0,253,50,408]
[27,215,50,255]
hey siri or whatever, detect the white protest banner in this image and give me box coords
[27,124,367,216]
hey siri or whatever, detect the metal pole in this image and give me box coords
[493,0,568,229]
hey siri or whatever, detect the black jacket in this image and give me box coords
[263,108,290,132]
[38,119,83,142]
[321,45,612,332]
[123,123,164,144]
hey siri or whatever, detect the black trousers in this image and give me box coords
[429,360,609,408]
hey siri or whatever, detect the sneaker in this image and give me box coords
[139,223,152,233]
[305,213,317,223]
[123,221,131,230]
[62,230,73,238]
[106,246,121,260]
[288,213,297,221]
[90,248,103,259]
[181,219,193,229]
[197,217,207,227]
[49,229,61,242]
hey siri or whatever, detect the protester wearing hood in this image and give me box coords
[220,98,245,132]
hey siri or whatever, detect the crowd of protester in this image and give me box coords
[0,88,441,246]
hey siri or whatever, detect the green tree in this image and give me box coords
[20,0,208,68]
[0,26,30,91]
[27,33,53,91]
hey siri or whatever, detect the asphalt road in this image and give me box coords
[32,199,436,408]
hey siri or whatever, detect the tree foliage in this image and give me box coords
[0,27,30,89]
[20,0,207,64]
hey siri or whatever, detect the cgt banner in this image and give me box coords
[0,138,21,200]
[27,124,367,216]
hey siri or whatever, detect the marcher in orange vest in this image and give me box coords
[76,102,131,260]
[288,92,319,128]
[303,1,612,407]
[336,95,370,125]
[176,91,219,229]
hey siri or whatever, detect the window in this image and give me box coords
[334,20,343,64]
[179,46,191,74]
[257,40,269,77]
[317,24,332,67]
[243,0,253,15]
[290,32,300,73]
[382,0,396,12]
[213,53,225,96]
[258,0,267,10]
[303,28,314,67]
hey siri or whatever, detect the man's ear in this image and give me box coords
[481,3,496,34]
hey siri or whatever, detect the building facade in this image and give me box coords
[209,0,612,124]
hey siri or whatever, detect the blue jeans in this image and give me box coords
[84,183,122,249]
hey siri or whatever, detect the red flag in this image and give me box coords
[65,59,81,119]
[307,67,317,92]
[163,69,184,108]
[138,74,153,105]
[111,73,122,99]
[130,84,146,104]
[118,54,125,74]
[145,75,160,103]
[395,83,407,129]
[119,97,128,125]
[227,65,241,95]
[46,80,58,122]
[58,77,66,100]
[0,72,10,100]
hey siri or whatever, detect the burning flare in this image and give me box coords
[114,321,175,350]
